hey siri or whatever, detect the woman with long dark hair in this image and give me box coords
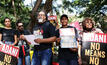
[79,18,103,65]
[82,18,103,33]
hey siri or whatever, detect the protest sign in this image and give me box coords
[59,28,78,48]
[0,44,19,65]
[82,33,107,65]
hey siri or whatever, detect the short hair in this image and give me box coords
[16,20,23,26]
[60,14,68,20]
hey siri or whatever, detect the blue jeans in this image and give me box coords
[59,59,78,65]
[31,48,52,65]
[18,55,31,65]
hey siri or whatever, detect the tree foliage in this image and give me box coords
[28,0,53,31]
[57,0,107,32]
[0,0,30,28]
[0,0,107,32]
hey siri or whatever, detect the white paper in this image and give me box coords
[0,41,4,44]
[24,35,39,45]
[60,28,78,48]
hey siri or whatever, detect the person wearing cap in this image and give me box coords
[56,14,81,65]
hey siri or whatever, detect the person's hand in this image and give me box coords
[56,38,61,43]
[34,38,42,44]
[69,48,78,52]
[0,44,2,47]
[78,57,82,65]
[27,41,31,45]
[9,44,15,46]
[20,35,26,40]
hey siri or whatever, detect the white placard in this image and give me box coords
[60,28,78,48]
[24,35,39,45]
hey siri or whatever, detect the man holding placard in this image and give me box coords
[56,14,81,65]
[31,11,56,65]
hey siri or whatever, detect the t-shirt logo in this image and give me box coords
[34,30,40,35]
[33,29,43,39]
[40,29,43,35]
[34,29,43,35]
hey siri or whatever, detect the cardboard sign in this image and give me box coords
[82,33,107,43]
[59,28,78,48]
[48,15,58,27]
[82,33,107,65]
[70,21,81,30]
[0,44,19,65]
[48,15,57,21]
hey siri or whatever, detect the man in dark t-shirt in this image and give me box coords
[31,11,56,65]
[56,14,81,65]
[16,21,31,65]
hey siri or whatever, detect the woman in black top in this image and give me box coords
[0,17,17,45]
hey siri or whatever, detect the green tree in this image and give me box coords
[0,0,30,28]
[28,0,53,31]
[56,0,107,32]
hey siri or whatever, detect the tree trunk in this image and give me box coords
[28,0,42,32]
[28,0,53,32]
[31,0,33,8]
[43,0,53,14]
[12,0,17,20]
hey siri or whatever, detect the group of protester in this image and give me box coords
[0,10,103,65]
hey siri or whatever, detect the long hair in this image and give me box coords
[82,18,95,31]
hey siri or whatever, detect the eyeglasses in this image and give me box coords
[38,14,45,16]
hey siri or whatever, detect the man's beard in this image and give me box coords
[38,19,43,23]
